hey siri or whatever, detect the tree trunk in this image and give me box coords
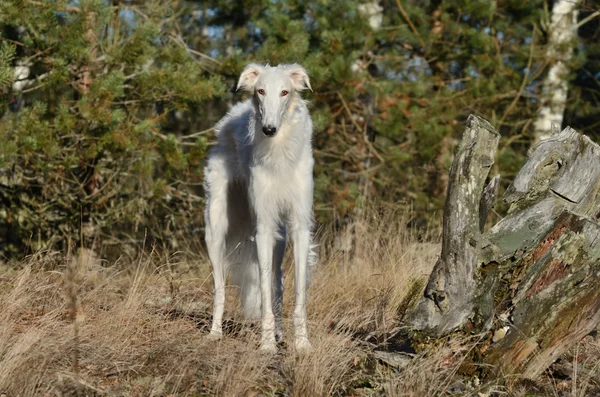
[533,0,581,144]
[409,116,600,380]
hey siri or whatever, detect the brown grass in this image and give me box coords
[0,212,598,396]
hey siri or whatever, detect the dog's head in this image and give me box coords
[237,63,312,137]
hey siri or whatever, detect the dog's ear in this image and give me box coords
[286,64,312,92]
[237,63,264,92]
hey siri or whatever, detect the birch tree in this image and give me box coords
[533,0,581,144]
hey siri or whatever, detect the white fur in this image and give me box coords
[204,63,316,352]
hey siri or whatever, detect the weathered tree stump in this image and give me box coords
[409,115,500,334]
[409,115,600,379]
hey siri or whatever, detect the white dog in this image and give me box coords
[203,63,316,352]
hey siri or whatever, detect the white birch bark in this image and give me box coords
[533,0,581,144]
[358,1,383,31]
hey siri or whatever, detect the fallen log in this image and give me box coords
[408,116,600,379]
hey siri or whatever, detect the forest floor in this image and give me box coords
[1,213,599,396]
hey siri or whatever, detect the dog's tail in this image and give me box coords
[229,236,319,318]
[228,239,262,319]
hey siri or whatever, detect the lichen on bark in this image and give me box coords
[408,117,600,380]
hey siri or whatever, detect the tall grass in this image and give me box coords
[0,211,597,396]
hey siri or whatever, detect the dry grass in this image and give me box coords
[0,212,598,396]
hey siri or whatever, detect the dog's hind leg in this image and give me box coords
[289,201,313,352]
[206,224,227,338]
[272,228,286,342]
[204,159,230,339]
[291,226,312,351]
[207,233,226,339]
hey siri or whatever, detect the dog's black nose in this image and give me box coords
[262,125,277,136]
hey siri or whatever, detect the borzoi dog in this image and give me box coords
[204,63,316,352]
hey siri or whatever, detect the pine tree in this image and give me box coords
[0,0,226,257]
[193,0,551,219]
[1,0,599,260]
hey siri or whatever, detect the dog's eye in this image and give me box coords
[257,89,265,95]
[281,90,289,96]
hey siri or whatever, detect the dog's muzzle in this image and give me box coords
[262,125,277,137]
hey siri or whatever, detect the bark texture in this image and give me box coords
[482,212,600,379]
[408,115,500,334]
[409,116,600,380]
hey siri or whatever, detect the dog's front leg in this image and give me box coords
[256,225,277,352]
[292,225,312,352]
[272,231,286,342]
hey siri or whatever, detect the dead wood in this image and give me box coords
[408,117,600,380]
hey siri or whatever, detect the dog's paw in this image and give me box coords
[294,338,313,354]
[260,340,278,354]
[275,328,284,343]
[205,330,223,341]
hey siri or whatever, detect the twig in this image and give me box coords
[313,149,347,160]
[394,0,427,53]
[21,79,49,94]
[169,34,222,66]
[0,37,27,47]
[337,91,385,163]
[180,127,214,140]
[334,163,383,177]
[127,6,150,21]
[337,91,362,132]
[496,28,536,130]
[186,46,223,66]
[23,45,57,65]
[575,10,600,29]
[151,130,169,141]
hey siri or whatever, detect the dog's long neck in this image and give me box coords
[251,96,310,169]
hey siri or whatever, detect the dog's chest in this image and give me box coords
[258,131,303,167]
[251,163,299,200]
[249,152,311,213]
